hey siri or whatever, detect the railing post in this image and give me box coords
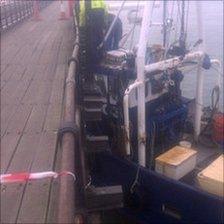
[17,0,22,21]
[4,4,9,28]
[9,0,13,26]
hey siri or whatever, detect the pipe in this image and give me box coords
[57,10,79,224]
[136,1,152,167]
[211,59,222,110]
[144,51,205,74]
[123,81,143,155]
[211,59,222,87]
[194,1,205,141]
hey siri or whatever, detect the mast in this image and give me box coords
[179,0,186,51]
[136,1,153,167]
[194,1,205,141]
[163,0,167,48]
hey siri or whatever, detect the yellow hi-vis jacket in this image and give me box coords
[79,0,107,27]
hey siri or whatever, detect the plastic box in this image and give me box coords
[197,155,223,197]
[155,146,197,180]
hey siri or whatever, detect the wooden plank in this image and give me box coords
[0,133,21,173]
[0,133,41,224]
[24,104,49,134]
[43,103,63,132]
[1,65,38,108]
[0,1,73,223]
[16,132,58,224]
[1,104,32,137]
[0,66,43,134]
[0,64,20,89]
[43,64,66,132]
[49,64,66,105]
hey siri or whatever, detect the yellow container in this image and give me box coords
[197,155,224,197]
[155,146,197,180]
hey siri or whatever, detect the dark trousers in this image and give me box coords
[105,13,123,51]
[86,9,105,72]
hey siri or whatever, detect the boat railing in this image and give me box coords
[123,50,222,161]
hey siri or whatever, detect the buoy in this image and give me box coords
[213,113,224,145]
[59,0,68,20]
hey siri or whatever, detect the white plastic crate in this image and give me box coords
[155,146,197,180]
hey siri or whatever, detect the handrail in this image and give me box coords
[123,81,143,156]
[0,0,52,31]
[57,3,79,223]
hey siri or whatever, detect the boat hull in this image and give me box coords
[91,152,223,223]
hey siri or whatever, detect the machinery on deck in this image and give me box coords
[74,1,223,223]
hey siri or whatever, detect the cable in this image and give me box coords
[149,122,156,169]
[130,165,140,194]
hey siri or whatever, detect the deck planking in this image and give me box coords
[1,2,73,223]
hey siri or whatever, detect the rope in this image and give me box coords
[130,165,141,194]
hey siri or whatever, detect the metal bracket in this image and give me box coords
[68,57,79,66]
[57,121,79,145]
[73,42,80,48]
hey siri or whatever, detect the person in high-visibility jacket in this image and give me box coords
[79,0,123,72]
[79,0,106,27]
[79,0,107,71]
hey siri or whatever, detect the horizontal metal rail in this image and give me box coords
[0,0,52,31]
[57,3,80,223]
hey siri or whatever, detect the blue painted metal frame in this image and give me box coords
[91,152,223,223]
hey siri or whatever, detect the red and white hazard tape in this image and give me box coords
[0,171,76,184]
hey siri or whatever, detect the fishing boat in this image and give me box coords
[72,1,223,223]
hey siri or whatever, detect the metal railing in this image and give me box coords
[57,4,80,223]
[0,0,52,31]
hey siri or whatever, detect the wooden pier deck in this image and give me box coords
[1,2,73,223]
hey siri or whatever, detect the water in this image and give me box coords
[106,1,223,110]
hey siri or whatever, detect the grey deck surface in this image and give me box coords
[1,2,73,223]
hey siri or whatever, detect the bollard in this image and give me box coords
[32,0,41,21]
[59,0,68,20]
[68,0,74,17]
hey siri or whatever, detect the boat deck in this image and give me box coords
[1,2,73,223]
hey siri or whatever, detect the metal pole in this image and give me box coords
[124,81,143,156]
[179,0,186,50]
[136,1,152,167]
[194,1,205,141]
[57,11,79,223]
[163,1,167,48]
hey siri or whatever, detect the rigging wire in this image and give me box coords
[185,1,190,43]
[129,0,140,50]
[179,0,186,50]
[174,1,181,46]
[164,1,175,59]
[163,0,168,48]
[130,165,141,194]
